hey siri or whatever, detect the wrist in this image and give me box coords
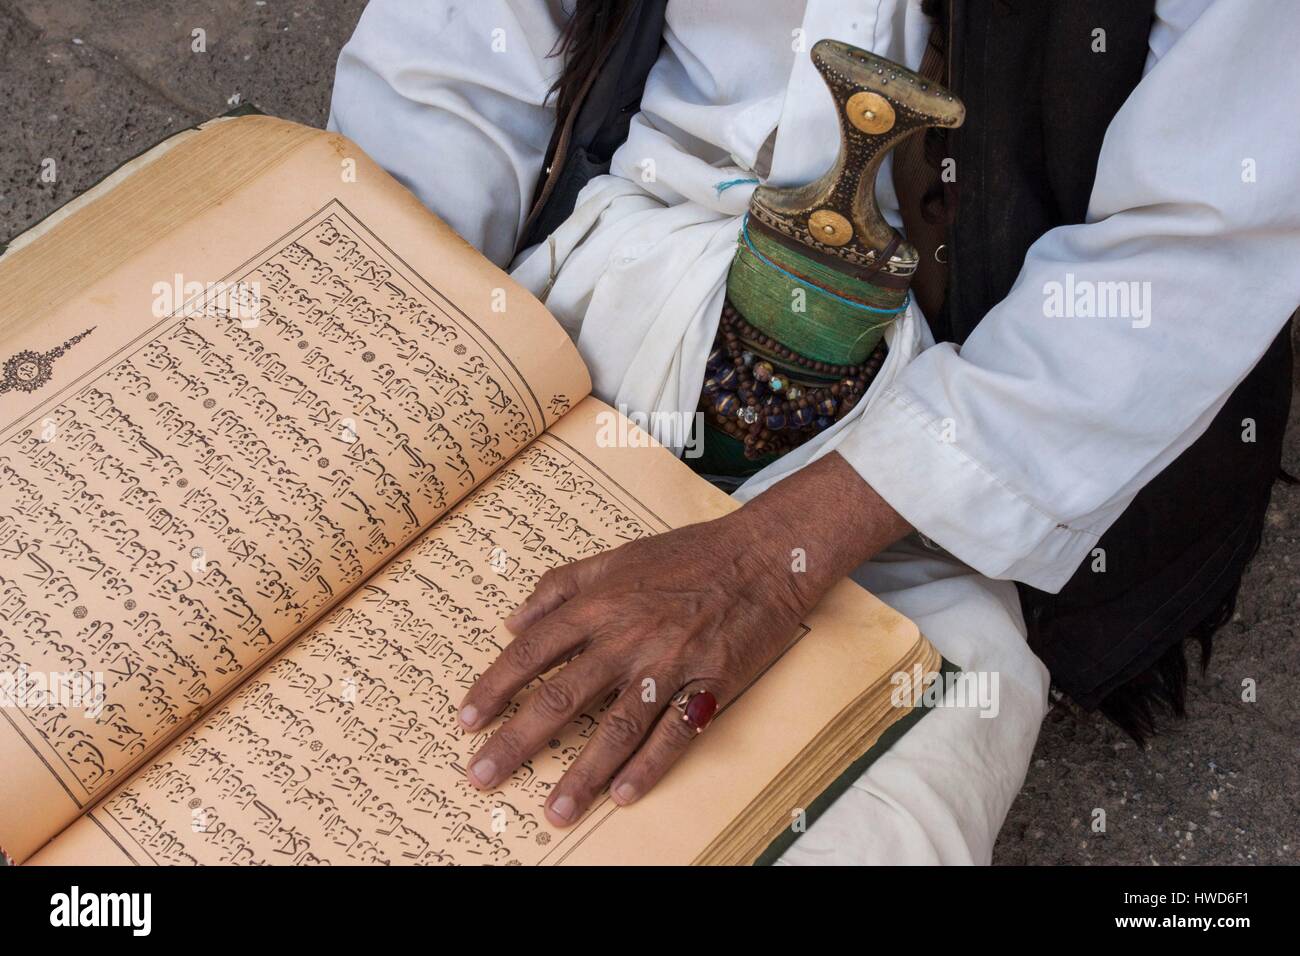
[738,452,911,601]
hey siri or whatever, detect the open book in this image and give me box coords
[0,115,939,866]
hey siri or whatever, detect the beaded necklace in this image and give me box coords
[702,302,886,461]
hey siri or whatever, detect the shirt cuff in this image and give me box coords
[838,380,1105,593]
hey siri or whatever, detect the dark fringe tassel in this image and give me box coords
[1098,578,1240,745]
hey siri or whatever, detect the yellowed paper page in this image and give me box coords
[0,118,589,862]
[29,399,923,866]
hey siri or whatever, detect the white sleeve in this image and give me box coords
[837,0,1300,592]
[327,0,565,266]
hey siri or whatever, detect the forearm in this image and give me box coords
[724,451,912,608]
[328,0,562,266]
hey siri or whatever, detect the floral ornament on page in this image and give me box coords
[0,328,96,395]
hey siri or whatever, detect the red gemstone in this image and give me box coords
[684,691,718,732]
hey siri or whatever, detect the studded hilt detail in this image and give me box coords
[748,39,965,281]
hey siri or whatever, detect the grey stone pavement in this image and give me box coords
[1,0,1295,865]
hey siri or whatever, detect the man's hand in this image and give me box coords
[458,451,911,826]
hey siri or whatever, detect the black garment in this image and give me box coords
[940,0,1292,722]
[526,0,1295,731]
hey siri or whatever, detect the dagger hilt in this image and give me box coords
[749,39,965,282]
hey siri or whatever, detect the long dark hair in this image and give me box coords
[548,0,638,117]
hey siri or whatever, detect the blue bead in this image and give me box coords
[765,413,787,430]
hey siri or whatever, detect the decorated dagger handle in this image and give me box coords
[749,39,965,283]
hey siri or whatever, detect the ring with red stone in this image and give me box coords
[671,688,718,734]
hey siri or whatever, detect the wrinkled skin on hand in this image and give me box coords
[458,451,910,826]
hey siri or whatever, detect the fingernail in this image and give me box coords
[469,757,496,787]
[613,782,638,805]
[549,794,576,822]
[458,704,479,729]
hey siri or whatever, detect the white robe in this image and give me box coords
[329,0,1300,863]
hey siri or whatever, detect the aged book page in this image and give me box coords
[29,399,930,866]
[0,118,590,862]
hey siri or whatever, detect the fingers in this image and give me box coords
[466,649,620,793]
[543,673,674,826]
[504,558,602,635]
[458,603,591,731]
[609,681,718,810]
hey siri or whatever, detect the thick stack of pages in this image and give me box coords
[0,116,939,866]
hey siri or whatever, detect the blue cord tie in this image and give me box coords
[714,177,760,196]
[739,214,910,317]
